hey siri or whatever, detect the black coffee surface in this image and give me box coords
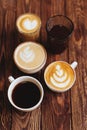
[49,25,70,39]
[12,82,41,108]
[47,25,70,54]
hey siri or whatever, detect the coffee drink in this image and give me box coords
[8,76,44,111]
[12,81,41,108]
[16,13,41,41]
[46,15,74,54]
[48,25,70,40]
[44,61,76,92]
[14,42,47,73]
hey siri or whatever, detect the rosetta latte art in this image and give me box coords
[20,46,35,63]
[50,65,71,88]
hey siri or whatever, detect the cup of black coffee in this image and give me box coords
[46,15,74,54]
[8,76,44,112]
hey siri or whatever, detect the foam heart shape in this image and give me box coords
[23,19,37,30]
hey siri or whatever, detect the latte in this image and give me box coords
[44,61,76,92]
[14,42,47,73]
[16,13,41,41]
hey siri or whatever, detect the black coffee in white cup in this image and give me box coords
[12,81,41,109]
[8,76,44,112]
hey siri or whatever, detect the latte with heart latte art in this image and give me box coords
[16,13,41,41]
[44,61,75,92]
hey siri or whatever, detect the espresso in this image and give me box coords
[49,25,70,39]
[44,61,75,91]
[47,25,70,54]
[12,82,41,108]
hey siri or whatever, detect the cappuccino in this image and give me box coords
[14,42,47,73]
[16,13,41,41]
[44,61,77,92]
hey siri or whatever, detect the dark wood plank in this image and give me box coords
[66,0,87,130]
[11,108,41,130]
[0,2,12,130]
[0,7,5,91]
[41,1,72,130]
[11,0,42,130]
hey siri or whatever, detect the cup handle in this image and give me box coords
[70,61,78,69]
[8,76,15,83]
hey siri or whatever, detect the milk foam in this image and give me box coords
[20,46,35,63]
[23,19,37,30]
[50,65,71,88]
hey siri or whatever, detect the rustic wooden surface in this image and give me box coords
[0,0,87,130]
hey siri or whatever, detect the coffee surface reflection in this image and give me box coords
[12,81,41,108]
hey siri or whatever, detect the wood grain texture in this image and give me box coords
[66,0,87,130]
[41,1,71,130]
[0,0,87,130]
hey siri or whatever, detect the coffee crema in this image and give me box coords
[16,13,41,33]
[44,61,75,91]
[14,42,47,73]
[16,13,41,41]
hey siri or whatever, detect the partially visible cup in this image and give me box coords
[46,15,74,54]
[44,61,78,92]
[16,13,41,41]
[8,76,44,112]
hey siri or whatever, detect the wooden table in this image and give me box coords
[0,0,87,130]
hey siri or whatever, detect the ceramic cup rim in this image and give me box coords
[8,76,44,112]
[44,61,76,92]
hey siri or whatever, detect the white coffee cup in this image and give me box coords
[44,61,78,92]
[8,76,44,112]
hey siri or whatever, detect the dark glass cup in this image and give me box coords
[46,15,74,54]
